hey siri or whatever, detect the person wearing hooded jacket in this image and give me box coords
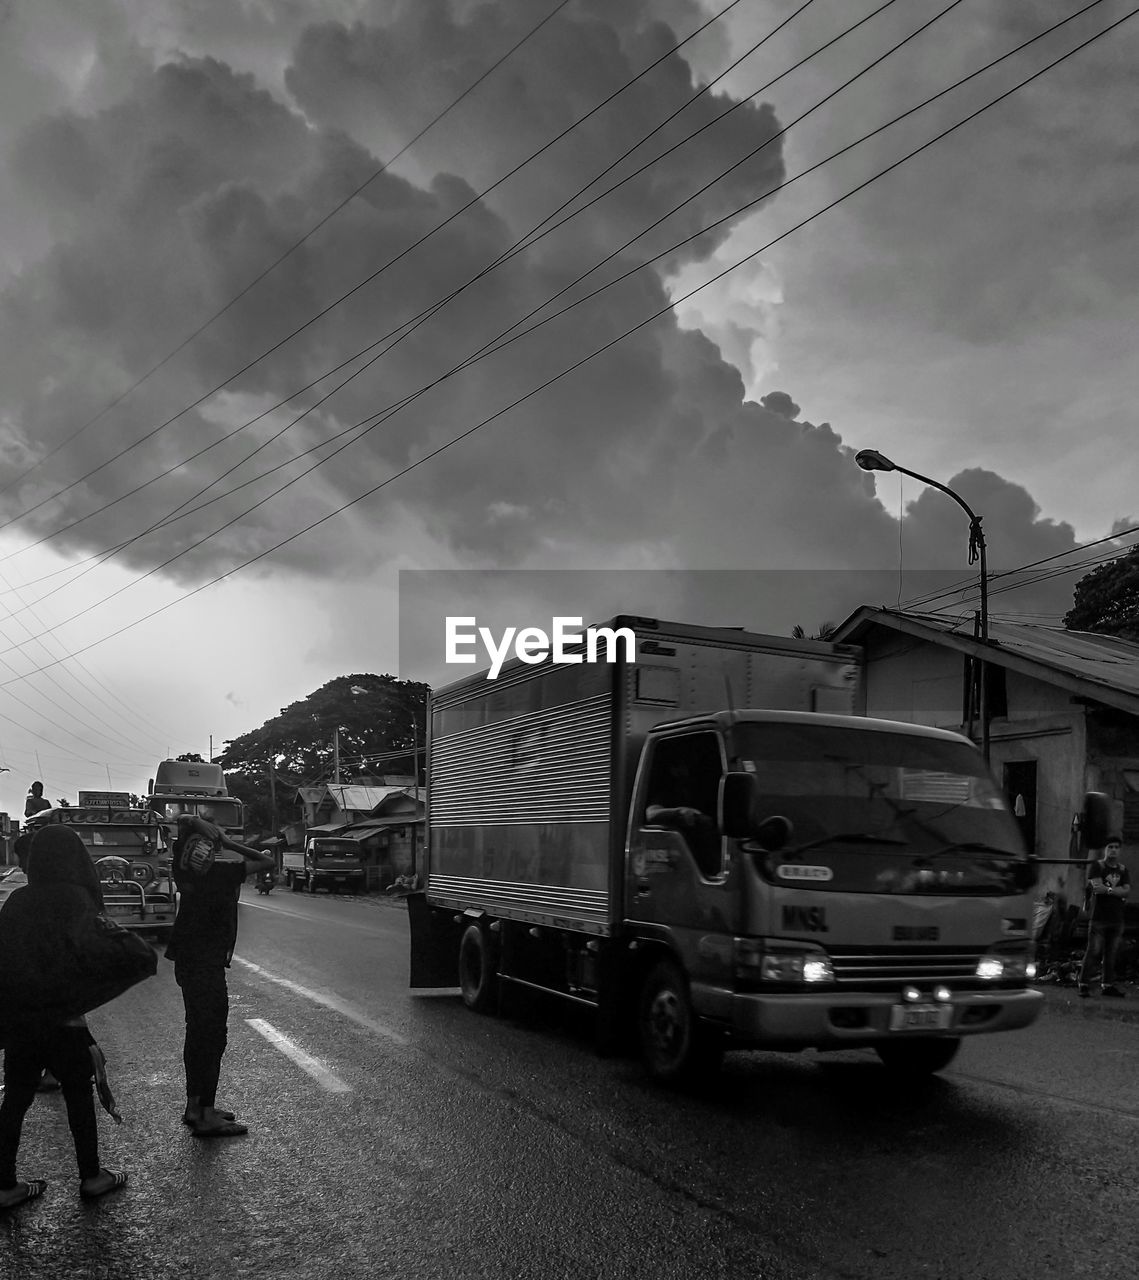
[168,811,274,1137]
[0,824,155,1210]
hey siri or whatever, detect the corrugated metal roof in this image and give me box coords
[834,608,1139,711]
[341,815,423,837]
[328,784,414,813]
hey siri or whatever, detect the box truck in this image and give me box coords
[409,616,1050,1080]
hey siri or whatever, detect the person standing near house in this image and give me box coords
[24,781,51,819]
[1079,835,1131,998]
[167,812,275,1136]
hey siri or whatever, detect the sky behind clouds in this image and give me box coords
[0,0,1135,811]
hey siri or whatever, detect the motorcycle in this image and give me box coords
[255,870,276,896]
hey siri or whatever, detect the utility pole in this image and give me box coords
[269,760,278,834]
[333,728,341,784]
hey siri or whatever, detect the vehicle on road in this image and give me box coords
[23,798,176,936]
[146,758,246,849]
[409,615,1101,1083]
[255,869,276,895]
[284,836,365,895]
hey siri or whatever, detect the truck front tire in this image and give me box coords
[638,959,723,1084]
[875,1037,960,1077]
[459,925,498,1014]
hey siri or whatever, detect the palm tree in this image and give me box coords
[792,622,837,641]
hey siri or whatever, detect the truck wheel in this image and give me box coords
[875,1037,960,1077]
[638,959,723,1084]
[458,925,498,1014]
[289,874,301,893]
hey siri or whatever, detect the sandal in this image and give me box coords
[191,1115,248,1138]
[182,1107,236,1126]
[80,1169,128,1200]
[0,1180,47,1210]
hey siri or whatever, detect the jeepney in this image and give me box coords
[24,797,177,935]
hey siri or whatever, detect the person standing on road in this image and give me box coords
[1078,835,1131,998]
[24,781,51,819]
[0,825,144,1210]
[167,811,275,1137]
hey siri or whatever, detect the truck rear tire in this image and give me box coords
[458,925,498,1014]
[289,873,301,893]
[638,959,723,1084]
[875,1037,960,1077]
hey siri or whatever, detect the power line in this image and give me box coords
[1,1,1131,685]
[898,520,1139,614]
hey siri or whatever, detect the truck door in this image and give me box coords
[626,730,736,975]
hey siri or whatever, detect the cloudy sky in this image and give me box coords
[0,0,1135,810]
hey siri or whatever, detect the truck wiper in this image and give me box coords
[925,840,1018,859]
[792,831,908,853]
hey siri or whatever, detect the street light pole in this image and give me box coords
[854,449,990,762]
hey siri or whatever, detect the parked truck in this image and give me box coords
[408,615,1080,1082]
[284,836,366,894]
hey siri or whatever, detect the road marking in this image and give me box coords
[234,957,409,1047]
[246,1018,351,1092]
[239,898,379,933]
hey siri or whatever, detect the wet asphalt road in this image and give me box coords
[3,888,1138,1280]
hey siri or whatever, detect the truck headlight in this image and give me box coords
[975,945,1035,983]
[734,938,835,986]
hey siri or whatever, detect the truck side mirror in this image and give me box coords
[1081,792,1114,850]
[721,773,757,839]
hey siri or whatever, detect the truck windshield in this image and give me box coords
[72,827,157,855]
[151,799,243,830]
[736,722,1027,895]
[313,841,360,859]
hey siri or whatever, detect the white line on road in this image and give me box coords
[246,1018,352,1092]
[234,957,409,1047]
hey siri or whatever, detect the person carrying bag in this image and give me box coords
[0,824,158,1211]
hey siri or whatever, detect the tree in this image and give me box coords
[217,674,430,831]
[1063,547,1139,640]
[792,622,837,641]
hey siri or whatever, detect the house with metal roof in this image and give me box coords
[287,778,423,889]
[831,608,1139,914]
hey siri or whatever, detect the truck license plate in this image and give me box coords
[889,1003,952,1032]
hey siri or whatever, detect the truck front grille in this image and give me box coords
[829,945,986,990]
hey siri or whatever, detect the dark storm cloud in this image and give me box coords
[0,0,1090,605]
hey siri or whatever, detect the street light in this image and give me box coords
[854,449,990,762]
